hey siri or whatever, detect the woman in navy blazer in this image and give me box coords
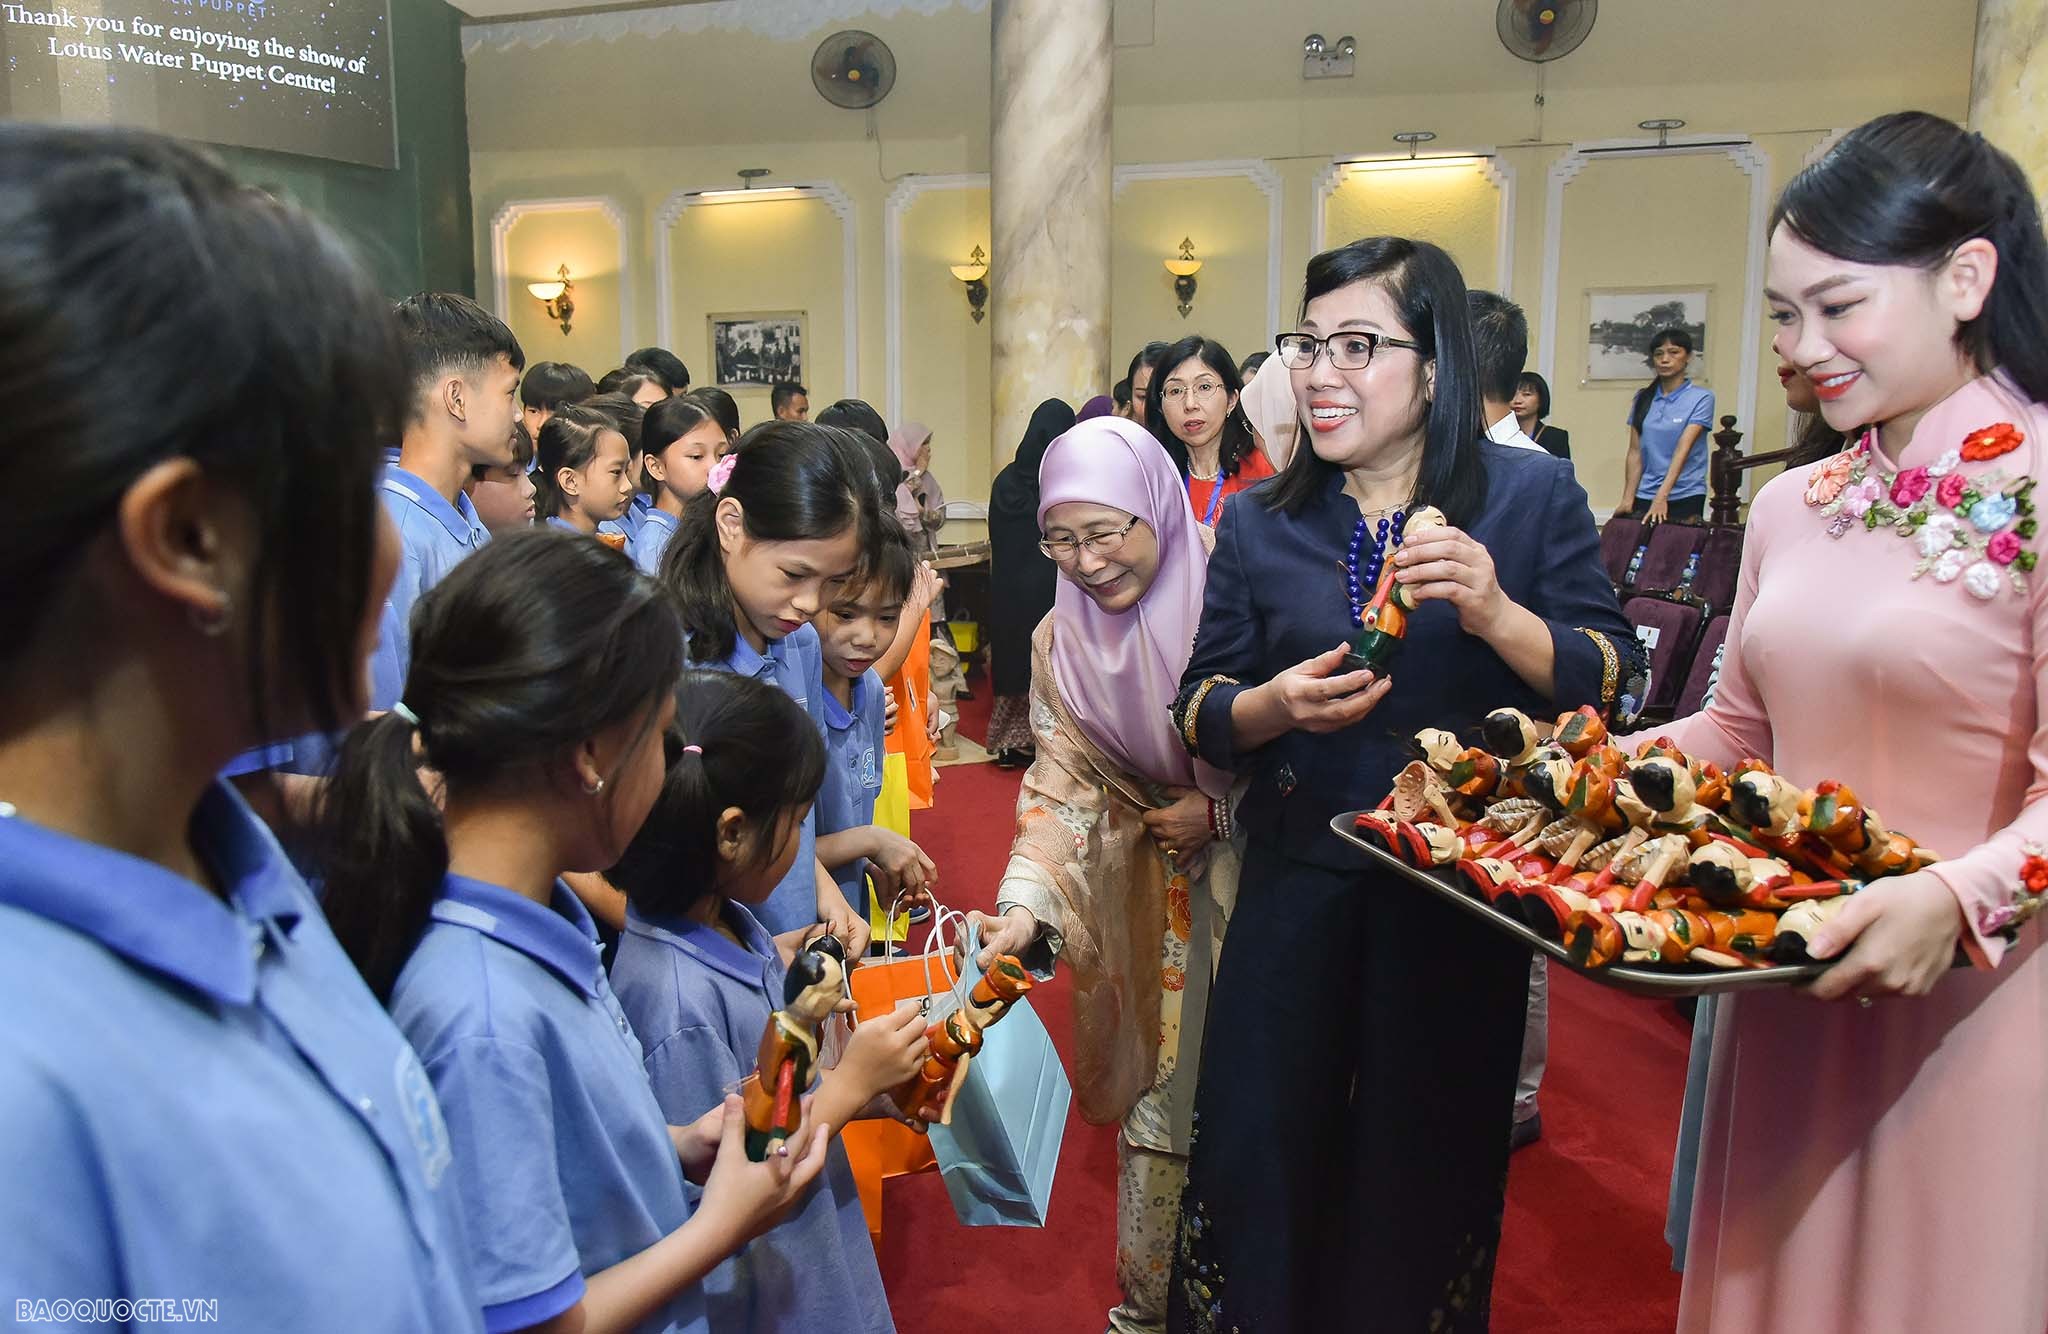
[1167,238,1642,1334]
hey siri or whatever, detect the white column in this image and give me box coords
[1972,0,2048,195]
[989,0,1114,461]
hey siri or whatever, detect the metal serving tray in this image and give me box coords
[1331,813,1830,999]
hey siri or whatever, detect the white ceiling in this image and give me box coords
[461,0,1978,153]
[456,0,721,25]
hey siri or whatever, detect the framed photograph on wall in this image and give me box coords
[1584,288,1709,382]
[709,312,807,389]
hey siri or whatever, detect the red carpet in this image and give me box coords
[878,680,1686,1331]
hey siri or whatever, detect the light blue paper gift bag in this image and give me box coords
[926,952,1072,1227]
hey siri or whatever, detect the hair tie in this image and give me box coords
[682,744,703,755]
[706,454,738,494]
[391,701,420,727]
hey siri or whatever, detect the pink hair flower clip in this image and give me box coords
[707,453,738,495]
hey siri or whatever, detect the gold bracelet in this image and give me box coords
[1578,628,1619,714]
[1179,674,1239,754]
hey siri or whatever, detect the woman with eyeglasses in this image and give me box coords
[1144,335,1276,527]
[971,415,1239,1334]
[1166,237,1641,1333]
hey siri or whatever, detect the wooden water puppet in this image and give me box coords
[743,944,847,1160]
[892,953,1034,1129]
[1343,505,1447,674]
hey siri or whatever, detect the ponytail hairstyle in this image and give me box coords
[1144,335,1258,480]
[1627,327,1695,434]
[657,420,883,662]
[1772,110,2048,407]
[533,403,620,519]
[1265,236,1488,525]
[606,670,826,920]
[319,529,684,1000]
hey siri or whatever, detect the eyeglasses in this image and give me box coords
[1274,331,1422,371]
[1038,516,1140,562]
[1160,378,1226,404]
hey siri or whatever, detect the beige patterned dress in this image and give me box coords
[997,615,1239,1334]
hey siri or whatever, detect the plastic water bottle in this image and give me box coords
[1677,551,1701,593]
[1624,543,1648,585]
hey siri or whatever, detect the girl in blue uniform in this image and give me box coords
[655,421,886,947]
[319,531,827,1334]
[635,395,728,575]
[538,403,636,537]
[0,126,483,1329]
[609,670,930,1334]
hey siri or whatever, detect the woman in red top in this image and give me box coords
[1146,335,1276,525]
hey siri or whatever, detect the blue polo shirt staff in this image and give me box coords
[1625,378,1716,519]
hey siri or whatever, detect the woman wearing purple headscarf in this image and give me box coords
[970,416,1239,1334]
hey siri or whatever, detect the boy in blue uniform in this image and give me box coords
[812,519,935,923]
[369,292,525,705]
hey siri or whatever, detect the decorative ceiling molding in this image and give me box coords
[464,0,988,54]
[486,196,632,363]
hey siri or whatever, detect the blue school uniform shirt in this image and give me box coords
[817,670,887,918]
[693,624,829,934]
[610,901,895,1334]
[0,784,482,1332]
[634,507,681,576]
[1627,379,1716,501]
[370,464,490,710]
[390,874,704,1334]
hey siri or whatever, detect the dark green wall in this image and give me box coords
[214,0,474,297]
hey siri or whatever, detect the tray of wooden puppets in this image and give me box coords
[1329,704,1946,999]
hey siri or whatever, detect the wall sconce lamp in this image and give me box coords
[949,245,989,323]
[527,264,575,335]
[1164,238,1203,318]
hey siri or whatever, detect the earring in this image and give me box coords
[583,775,606,796]
[188,591,233,638]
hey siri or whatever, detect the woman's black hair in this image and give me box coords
[1263,236,1488,525]
[596,367,664,401]
[1127,341,1170,386]
[534,404,623,520]
[814,398,890,445]
[1239,350,1271,379]
[1773,110,2048,408]
[624,346,690,392]
[1627,327,1694,434]
[607,669,826,922]
[657,420,883,662]
[690,386,742,442]
[1145,336,1258,481]
[320,529,684,1000]
[520,360,595,411]
[1515,370,1552,421]
[0,126,406,739]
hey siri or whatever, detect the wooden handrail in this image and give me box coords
[1707,414,1809,527]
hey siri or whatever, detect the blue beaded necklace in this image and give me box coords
[1345,509,1407,628]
